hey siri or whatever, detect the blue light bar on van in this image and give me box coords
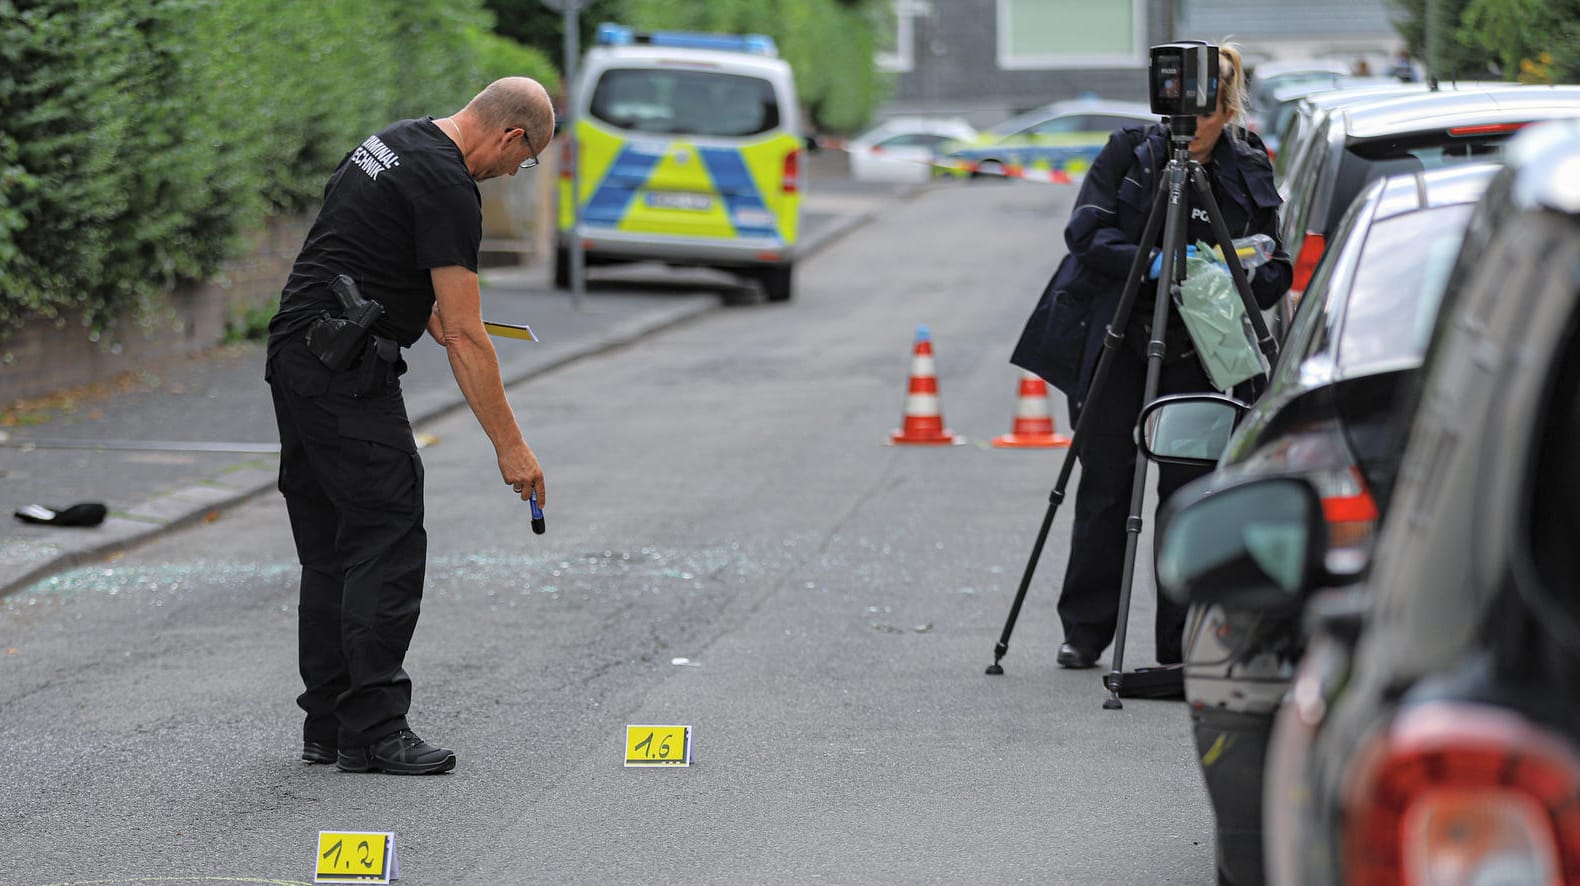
[595,23,778,58]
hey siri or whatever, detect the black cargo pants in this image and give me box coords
[266,334,424,749]
[1058,344,1213,665]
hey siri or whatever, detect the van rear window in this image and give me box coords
[590,68,780,137]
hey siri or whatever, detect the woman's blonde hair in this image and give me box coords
[1217,42,1248,125]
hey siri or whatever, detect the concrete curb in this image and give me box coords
[0,196,889,598]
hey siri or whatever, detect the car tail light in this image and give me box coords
[1311,465,1379,574]
[1343,702,1580,885]
[1292,231,1326,294]
[783,148,800,194]
[1234,422,1378,575]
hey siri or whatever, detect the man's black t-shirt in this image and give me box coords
[269,117,480,354]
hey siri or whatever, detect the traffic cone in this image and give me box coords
[992,370,1071,448]
[889,325,960,445]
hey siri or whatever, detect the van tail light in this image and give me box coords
[1292,231,1327,294]
[560,137,574,180]
[1343,702,1580,885]
[783,148,801,195]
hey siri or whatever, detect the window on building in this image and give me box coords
[875,0,916,73]
[997,0,1147,70]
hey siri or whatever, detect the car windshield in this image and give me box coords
[874,133,955,149]
[1336,204,1475,371]
[589,68,779,137]
[986,108,1055,137]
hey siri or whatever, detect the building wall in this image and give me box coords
[876,0,1403,128]
[881,0,1166,127]
[1178,0,1405,72]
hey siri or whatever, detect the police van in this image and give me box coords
[556,24,804,301]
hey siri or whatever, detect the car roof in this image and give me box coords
[859,116,975,134]
[1339,85,1580,138]
[987,97,1154,132]
[1295,83,1434,118]
[1252,59,1353,80]
[1270,77,1404,104]
[586,44,791,79]
[1034,96,1154,115]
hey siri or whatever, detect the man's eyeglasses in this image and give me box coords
[515,128,539,170]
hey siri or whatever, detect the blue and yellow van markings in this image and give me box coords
[697,147,776,239]
[582,143,662,228]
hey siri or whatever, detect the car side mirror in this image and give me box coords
[1138,394,1248,467]
[1155,476,1327,614]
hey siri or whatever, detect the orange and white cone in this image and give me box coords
[992,370,1071,448]
[889,325,960,445]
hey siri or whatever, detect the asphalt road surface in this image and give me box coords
[0,179,1216,885]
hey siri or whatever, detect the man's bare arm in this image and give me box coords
[429,265,544,505]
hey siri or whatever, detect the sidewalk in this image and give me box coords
[0,169,899,597]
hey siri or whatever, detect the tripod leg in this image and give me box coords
[1187,164,1279,365]
[985,173,1171,675]
[1104,155,1192,710]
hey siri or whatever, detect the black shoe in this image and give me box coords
[302,740,337,765]
[1057,642,1098,669]
[337,729,456,775]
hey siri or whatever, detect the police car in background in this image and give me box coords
[556,24,804,301]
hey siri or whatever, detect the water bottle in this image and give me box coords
[1225,234,1275,270]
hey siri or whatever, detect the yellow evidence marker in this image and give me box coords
[314,830,399,883]
[483,320,537,342]
[624,724,692,767]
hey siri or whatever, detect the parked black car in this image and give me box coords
[1159,119,1580,885]
[1136,160,1498,885]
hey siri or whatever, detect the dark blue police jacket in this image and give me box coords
[1010,123,1291,409]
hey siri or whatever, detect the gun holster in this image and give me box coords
[305,316,364,372]
[305,274,385,372]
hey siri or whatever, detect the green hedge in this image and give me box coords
[0,0,548,342]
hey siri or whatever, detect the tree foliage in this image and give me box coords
[1390,0,1579,82]
[1459,0,1580,82]
[620,0,889,133]
[483,0,627,83]
[0,0,543,340]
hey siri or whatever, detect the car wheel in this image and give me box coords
[759,265,793,302]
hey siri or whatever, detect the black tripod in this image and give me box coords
[985,116,1280,709]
